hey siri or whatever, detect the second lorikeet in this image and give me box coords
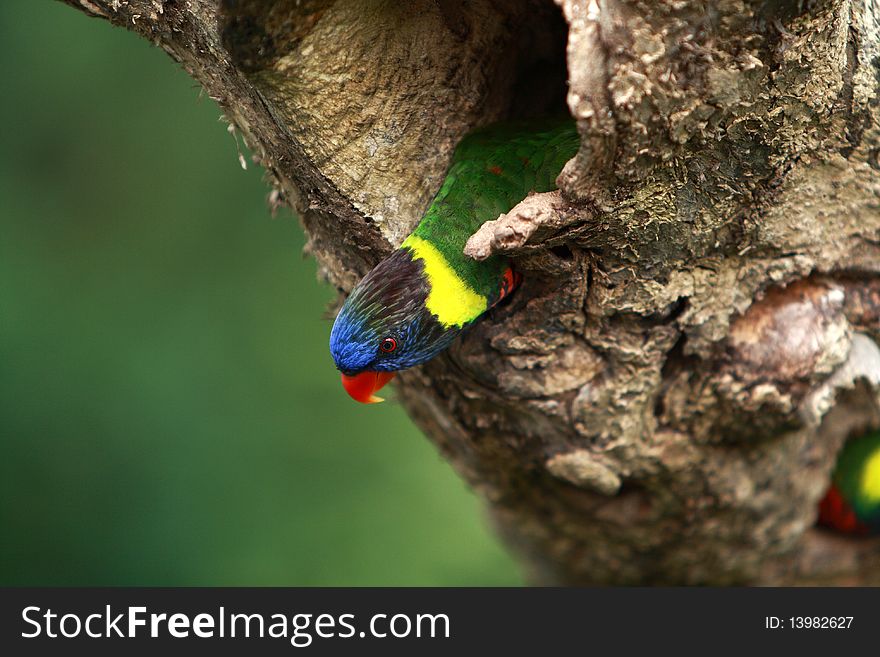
[818,429,880,535]
[330,118,580,402]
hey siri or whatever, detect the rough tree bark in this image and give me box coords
[61,0,880,585]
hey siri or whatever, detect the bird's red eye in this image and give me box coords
[379,337,398,353]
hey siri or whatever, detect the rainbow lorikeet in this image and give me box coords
[818,430,880,535]
[330,118,580,402]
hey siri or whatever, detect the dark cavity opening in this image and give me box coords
[220,0,570,122]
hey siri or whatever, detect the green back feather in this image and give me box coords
[412,118,580,297]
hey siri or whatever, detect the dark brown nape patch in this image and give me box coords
[369,248,429,311]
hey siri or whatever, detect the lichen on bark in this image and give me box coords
[62,0,880,585]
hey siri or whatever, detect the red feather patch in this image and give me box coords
[489,267,522,310]
[817,485,870,536]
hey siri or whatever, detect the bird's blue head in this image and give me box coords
[330,249,460,402]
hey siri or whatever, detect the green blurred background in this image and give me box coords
[0,1,520,585]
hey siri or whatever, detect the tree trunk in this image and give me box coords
[61,0,880,585]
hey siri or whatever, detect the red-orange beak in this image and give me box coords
[340,371,396,404]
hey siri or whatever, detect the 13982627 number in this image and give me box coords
[790,617,853,629]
